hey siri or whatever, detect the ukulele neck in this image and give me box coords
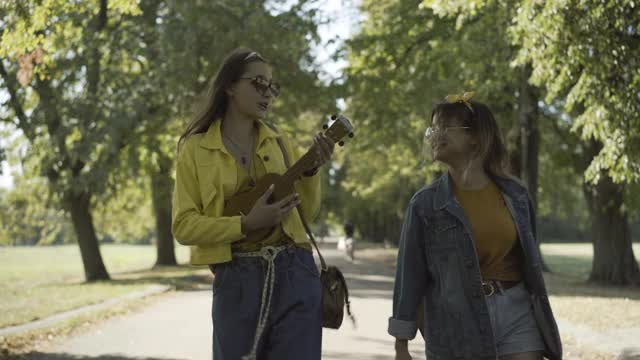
[281,149,317,183]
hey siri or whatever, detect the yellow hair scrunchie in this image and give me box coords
[445,91,475,113]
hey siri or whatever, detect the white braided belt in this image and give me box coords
[234,245,289,360]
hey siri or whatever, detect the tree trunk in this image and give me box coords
[519,65,539,209]
[67,191,110,281]
[506,126,522,178]
[151,153,177,267]
[518,63,550,272]
[583,141,640,286]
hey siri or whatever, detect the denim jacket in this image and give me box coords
[388,173,562,360]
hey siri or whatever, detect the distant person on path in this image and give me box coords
[343,220,355,261]
[172,48,334,360]
[389,93,562,360]
[318,222,329,243]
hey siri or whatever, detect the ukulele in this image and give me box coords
[223,114,354,243]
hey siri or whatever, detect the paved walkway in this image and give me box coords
[31,245,424,360]
[6,240,640,359]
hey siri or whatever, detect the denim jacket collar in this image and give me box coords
[433,172,528,211]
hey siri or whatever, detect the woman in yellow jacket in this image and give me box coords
[172,48,334,360]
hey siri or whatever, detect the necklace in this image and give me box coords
[223,132,254,165]
[223,131,257,185]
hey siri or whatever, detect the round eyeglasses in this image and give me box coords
[424,126,471,140]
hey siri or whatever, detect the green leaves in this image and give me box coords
[512,0,640,184]
[0,176,73,246]
[336,0,640,242]
[2,0,637,247]
[0,1,335,244]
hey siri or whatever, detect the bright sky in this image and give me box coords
[311,0,361,82]
[0,162,10,189]
[0,0,361,190]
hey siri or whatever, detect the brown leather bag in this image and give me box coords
[274,134,355,329]
[320,264,353,328]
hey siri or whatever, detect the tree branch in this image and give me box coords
[33,76,76,182]
[87,0,108,97]
[0,60,32,138]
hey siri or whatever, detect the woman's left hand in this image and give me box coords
[313,133,335,167]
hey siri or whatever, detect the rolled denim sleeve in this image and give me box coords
[388,198,428,340]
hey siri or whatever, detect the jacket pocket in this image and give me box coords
[258,140,287,174]
[428,216,459,251]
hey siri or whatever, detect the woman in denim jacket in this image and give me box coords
[389,93,562,360]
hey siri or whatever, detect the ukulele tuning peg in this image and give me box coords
[338,141,345,147]
[348,132,354,138]
[322,123,329,130]
[331,114,337,120]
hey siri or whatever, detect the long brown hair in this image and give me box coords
[177,47,268,150]
[431,101,511,178]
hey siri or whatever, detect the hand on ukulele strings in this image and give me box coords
[313,132,335,168]
[240,184,301,234]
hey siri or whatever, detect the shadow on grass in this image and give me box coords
[2,352,185,360]
[108,265,213,291]
[543,254,593,278]
[42,249,640,301]
[42,265,214,292]
[543,254,640,300]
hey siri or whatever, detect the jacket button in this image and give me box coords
[263,155,270,161]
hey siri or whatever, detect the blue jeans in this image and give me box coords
[211,245,322,360]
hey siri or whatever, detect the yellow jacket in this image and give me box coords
[171,119,321,265]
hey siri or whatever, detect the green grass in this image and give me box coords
[540,243,640,332]
[0,244,198,329]
[542,242,640,278]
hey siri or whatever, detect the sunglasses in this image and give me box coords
[239,76,281,98]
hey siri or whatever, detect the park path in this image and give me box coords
[36,243,425,360]
[16,239,640,359]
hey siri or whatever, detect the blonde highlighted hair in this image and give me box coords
[431,101,512,180]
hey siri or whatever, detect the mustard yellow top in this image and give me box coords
[454,180,523,281]
[171,119,320,265]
